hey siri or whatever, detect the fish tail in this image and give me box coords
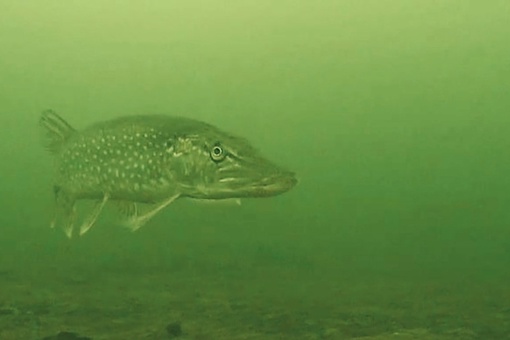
[39,109,76,153]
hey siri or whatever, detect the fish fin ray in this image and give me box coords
[39,109,76,153]
[79,193,109,236]
[52,187,76,238]
[124,194,180,231]
[60,204,76,238]
[187,198,242,206]
[115,201,139,220]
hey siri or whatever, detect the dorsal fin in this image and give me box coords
[39,110,76,153]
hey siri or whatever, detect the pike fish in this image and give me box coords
[40,110,297,238]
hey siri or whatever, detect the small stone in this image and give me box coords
[166,321,182,338]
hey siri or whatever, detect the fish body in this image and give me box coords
[40,110,297,237]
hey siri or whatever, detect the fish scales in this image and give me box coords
[40,110,297,237]
[58,116,194,203]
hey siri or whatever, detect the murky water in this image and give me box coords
[1,1,509,339]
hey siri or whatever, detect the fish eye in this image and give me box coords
[210,144,226,162]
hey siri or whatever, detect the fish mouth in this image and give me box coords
[218,170,298,198]
[250,171,298,197]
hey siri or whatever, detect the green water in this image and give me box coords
[1,1,510,339]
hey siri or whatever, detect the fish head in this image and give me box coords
[164,125,297,199]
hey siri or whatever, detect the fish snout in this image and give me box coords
[255,169,298,196]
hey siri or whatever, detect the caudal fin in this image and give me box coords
[39,110,76,153]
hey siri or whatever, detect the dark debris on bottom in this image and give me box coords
[41,331,92,340]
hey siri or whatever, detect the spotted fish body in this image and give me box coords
[40,110,297,237]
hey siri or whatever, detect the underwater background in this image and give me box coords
[1,1,510,339]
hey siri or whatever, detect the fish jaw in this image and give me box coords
[208,158,298,198]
